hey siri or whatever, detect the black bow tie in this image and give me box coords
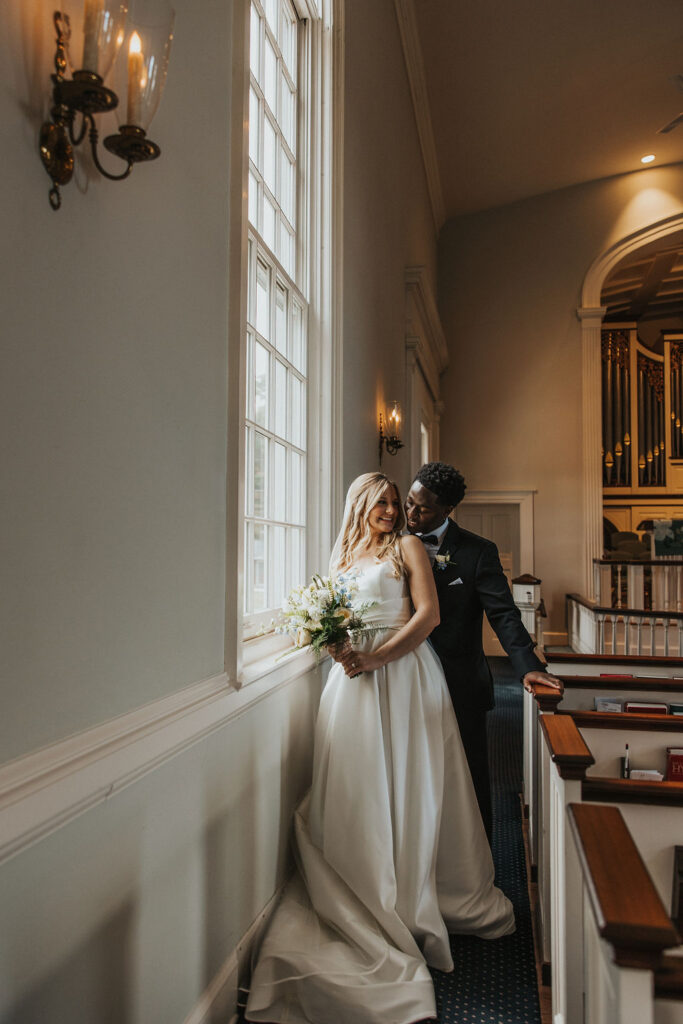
[421,534,439,545]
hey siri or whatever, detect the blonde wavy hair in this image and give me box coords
[330,472,406,578]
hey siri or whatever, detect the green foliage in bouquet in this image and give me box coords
[275,572,377,658]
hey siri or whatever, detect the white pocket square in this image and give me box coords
[449,577,464,586]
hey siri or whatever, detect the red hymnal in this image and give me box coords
[624,701,669,714]
[666,748,683,781]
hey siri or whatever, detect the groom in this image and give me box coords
[405,461,561,844]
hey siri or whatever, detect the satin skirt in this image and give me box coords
[245,630,515,1024]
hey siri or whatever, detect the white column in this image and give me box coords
[577,306,607,600]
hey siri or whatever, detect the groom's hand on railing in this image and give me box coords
[522,670,564,695]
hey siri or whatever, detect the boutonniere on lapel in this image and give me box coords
[434,553,452,571]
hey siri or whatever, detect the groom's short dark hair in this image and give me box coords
[414,462,466,508]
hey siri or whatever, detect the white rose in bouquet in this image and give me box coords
[275,572,376,661]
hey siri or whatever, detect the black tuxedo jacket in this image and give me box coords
[428,520,544,719]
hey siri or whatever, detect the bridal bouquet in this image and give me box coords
[275,572,375,660]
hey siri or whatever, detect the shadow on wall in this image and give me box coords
[4,901,134,1024]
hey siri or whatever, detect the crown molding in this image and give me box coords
[393,0,445,231]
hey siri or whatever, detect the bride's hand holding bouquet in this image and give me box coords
[275,573,375,676]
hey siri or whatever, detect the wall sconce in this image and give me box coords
[378,400,404,465]
[39,2,174,209]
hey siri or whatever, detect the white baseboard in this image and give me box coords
[183,888,283,1024]
[0,651,316,867]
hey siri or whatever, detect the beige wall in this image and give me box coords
[0,1,437,1021]
[438,164,683,634]
[342,0,438,499]
[1,0,232,761]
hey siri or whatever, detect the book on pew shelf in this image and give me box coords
[629,769,664,781]
[623,700,669,714]
[594,696,623,712]
[670,702,683,716]
[666,748,683,781]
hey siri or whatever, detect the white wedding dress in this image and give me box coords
[246,559,514,1024]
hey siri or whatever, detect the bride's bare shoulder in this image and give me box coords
[399,534,427,562]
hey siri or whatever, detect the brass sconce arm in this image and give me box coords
[39,10,165,210]
[378,410,405,465]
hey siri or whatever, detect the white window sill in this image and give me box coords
[239,632,324,689]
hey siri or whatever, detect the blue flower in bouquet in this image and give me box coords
[275,572,376,658]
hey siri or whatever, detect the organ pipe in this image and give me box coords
[602,330,672,491]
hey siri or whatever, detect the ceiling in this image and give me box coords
[601,229,683,325]
[412,0,683,220]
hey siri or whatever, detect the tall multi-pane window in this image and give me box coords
[245,0,308,630]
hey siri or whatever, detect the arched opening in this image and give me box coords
[578,212,683,596]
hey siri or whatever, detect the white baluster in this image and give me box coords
[664,565,671,611]
[596,613,606,655]
[652,564,665,611]
[627,564,644,610]
[649,616,657,656]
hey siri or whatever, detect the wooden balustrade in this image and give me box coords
[593,558,683,613]
[567,592,683,655]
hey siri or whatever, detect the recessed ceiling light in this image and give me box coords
[641,154,656,164]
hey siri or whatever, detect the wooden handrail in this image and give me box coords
[559,709,683,731]
[527,681,564,712]
[566,594,683,621]
[594,558,683,566]
[656,954,683,1000]
[558,675,683,692]
[568,803,680,968]
[539,715,594,779]
[547,648,683,668]
[582,777,683,807]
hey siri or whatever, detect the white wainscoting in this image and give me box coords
[0,650,316,866]
[184,889,282,1024]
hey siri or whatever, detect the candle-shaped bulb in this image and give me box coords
[82,0,104,73]
[127,32,144,125]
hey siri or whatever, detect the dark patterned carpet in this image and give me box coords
[428,657,541,1024]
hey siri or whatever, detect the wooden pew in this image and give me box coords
[539,713,683,1024]
[544,652,683,678]
[568,803,682,1024]
[523,663,683,880]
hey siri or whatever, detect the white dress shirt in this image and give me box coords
[416,517,450,565]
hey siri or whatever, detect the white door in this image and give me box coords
[455,502,521,656]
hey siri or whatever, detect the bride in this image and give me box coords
[246,472,514,1024]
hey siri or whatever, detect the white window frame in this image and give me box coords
[225,0,343,687]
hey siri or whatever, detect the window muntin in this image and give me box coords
[248,0,298,280]
[244,235,307,626]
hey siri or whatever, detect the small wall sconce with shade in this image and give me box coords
[39,1,174,209]
[378,400,404,465]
